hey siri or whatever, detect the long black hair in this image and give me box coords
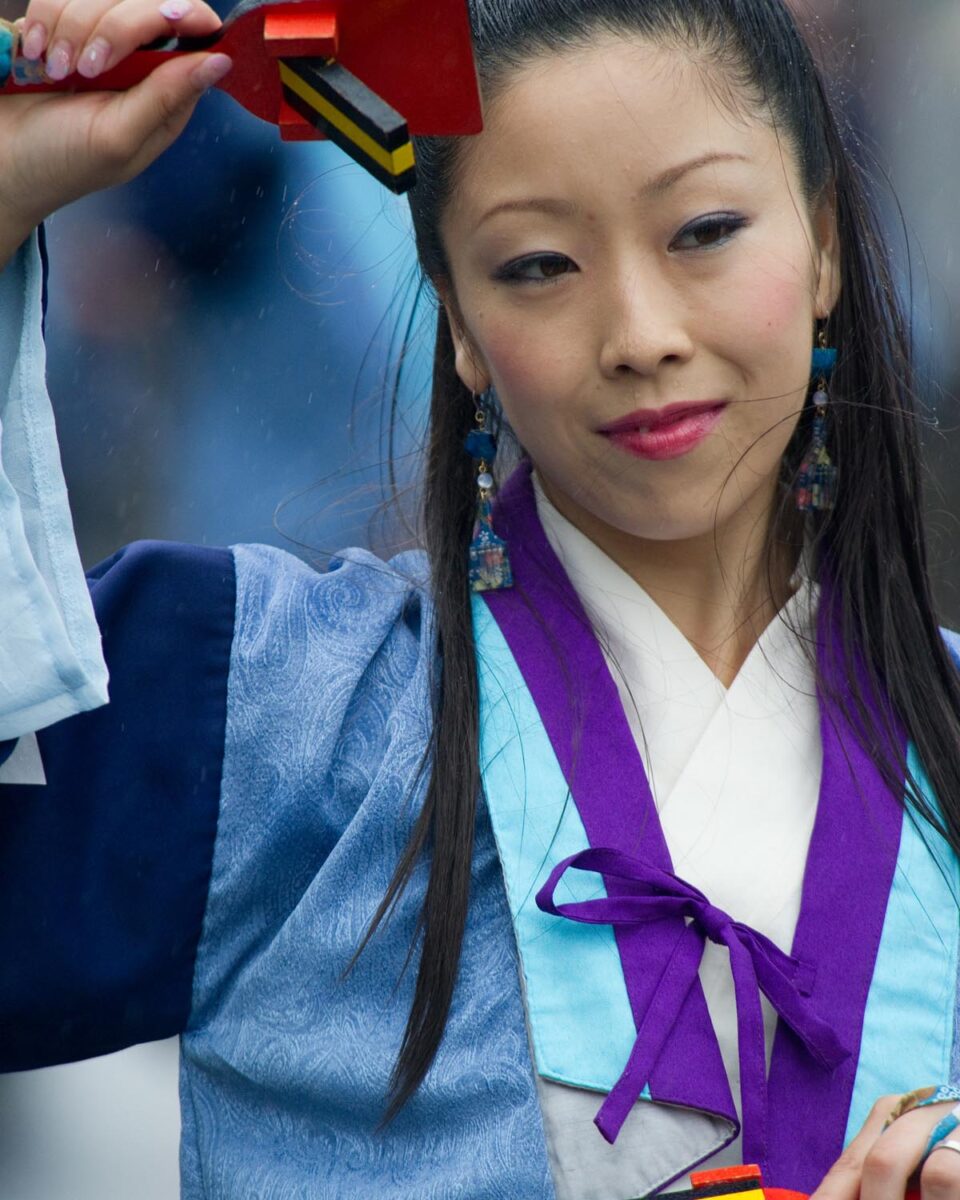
[360,0,960,1120]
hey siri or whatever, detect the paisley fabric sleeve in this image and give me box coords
[186,542,434,1032]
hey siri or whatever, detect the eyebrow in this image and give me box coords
[475,151,750,228]
[477,196,580,228]
[646,151,751,196]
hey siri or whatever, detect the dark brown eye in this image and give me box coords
[496,253,577,283]
[671,214,747,252]
[537,254,572,277]
[692,222,728,246]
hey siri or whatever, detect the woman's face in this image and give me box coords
[439,36,840,550]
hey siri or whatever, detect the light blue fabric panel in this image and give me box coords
[474,596,638,1093]
[844,742,960,1143]
[0,231,108,740]
[948,630,960,1085]
[181,545,555,1200]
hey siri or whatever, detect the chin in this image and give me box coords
[623,515,725,543]
[593,485,722,534]
[574,498,725,547]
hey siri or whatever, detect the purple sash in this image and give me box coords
[482,462,905,1191]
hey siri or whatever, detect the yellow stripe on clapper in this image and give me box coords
[278,59,416,192]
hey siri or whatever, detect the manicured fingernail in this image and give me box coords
[45,40,73,81]
[159,0,194,19]
[191,52,231,90]
[77,36,110,78]
[21,22,46,60]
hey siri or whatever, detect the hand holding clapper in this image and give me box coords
[0,0,483,192]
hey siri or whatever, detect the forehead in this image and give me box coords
[444,35,793,229]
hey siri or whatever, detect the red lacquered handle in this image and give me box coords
[0,43,202,97]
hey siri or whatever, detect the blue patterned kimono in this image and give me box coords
[2,535,564,1197]
[2,232,960,1199]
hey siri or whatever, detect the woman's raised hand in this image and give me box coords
[0,0,230,257]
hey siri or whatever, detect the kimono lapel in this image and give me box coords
[840,743,960,1147]
[534,487,727,807]
[764,603,907,1189]
[475,596,740,1199]
[479,462,910,1191]
[481,464,737,1125]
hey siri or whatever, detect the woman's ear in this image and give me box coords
[812,183,842,319]
[435,278,492,394]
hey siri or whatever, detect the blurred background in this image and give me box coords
[0,0,958,1196]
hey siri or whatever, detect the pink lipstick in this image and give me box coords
[600,401,728,461]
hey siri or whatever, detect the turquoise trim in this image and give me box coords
[474,597,638,1092]
[945,633,960,1083]
[478,603,960,1124]
[844,743,960,1143]
[0,27,13,87]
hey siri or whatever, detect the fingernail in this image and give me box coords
[45,40,73,81]
[21,22,47,61]
[77,36,110,78]
[159,0,194,19]
[191,52,231,90]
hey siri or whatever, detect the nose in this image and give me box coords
[597,265,695,379]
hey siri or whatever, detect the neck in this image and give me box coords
[538,477,801,687]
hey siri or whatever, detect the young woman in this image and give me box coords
[1,1,959,1198]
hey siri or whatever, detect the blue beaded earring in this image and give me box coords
[795,329,839,513]
[464,393,513,592]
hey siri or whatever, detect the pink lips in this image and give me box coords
[599,401,728,461]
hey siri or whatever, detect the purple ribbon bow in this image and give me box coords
[536,847,851,1162]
